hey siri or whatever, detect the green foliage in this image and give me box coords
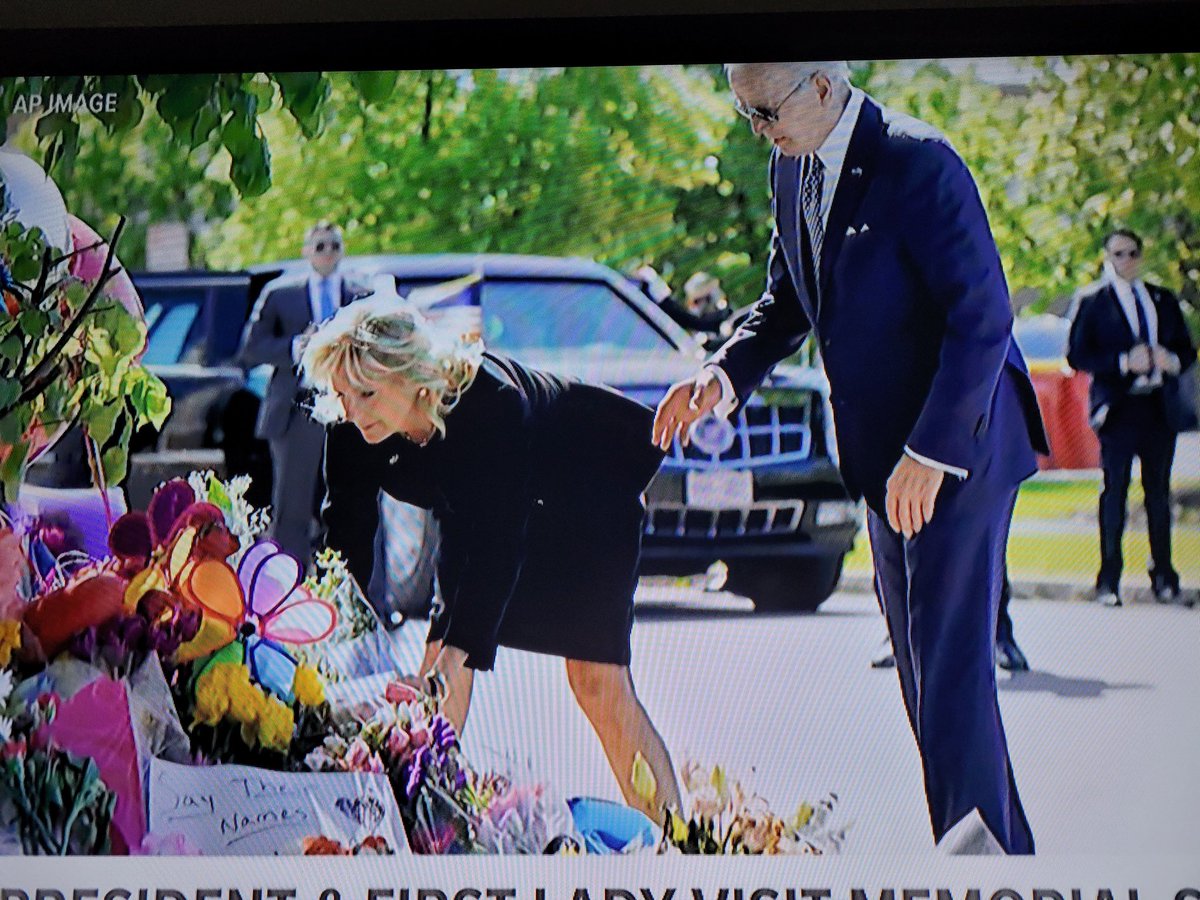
[0,73,393,268]
[6,57,1199,314]
[204,67,732,281]
[0,221,171,501]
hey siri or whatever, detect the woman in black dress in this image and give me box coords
[301,295,681,819]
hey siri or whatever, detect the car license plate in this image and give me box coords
[686,469,753,510]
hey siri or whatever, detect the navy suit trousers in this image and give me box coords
[868,464,1034,855]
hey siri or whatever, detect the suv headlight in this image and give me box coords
[814,500,861,527]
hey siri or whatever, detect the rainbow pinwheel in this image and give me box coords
[177,539,336,701]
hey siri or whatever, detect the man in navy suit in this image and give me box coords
[237,222,365,565]
[653,62,1048,854]
[1067,229,1196,606]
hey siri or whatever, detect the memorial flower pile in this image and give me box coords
[1,468,847,856]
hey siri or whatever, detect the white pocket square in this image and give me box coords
[846,224,870,236]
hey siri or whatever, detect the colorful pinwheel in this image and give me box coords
[178,539,336,701]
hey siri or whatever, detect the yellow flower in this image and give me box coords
[192,662,250,728]
[292,665,326,708]
[791,802,814,830]
[630,752,658,807]
[0,619,21,668]
[227,678,266,727]
[255,697,295,752]
[668,809,689,843]
[193,669,232,727]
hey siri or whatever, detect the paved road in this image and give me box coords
[372,583,1200,856]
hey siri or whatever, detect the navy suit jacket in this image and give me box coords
[710,96,1048,513]
[1066,280,1197,434]
[236,276,367,439]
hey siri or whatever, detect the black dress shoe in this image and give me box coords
[995,637,1030,672]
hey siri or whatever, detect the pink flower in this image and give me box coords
[409,726,430,749]
[0,737,27,760]
[344,737,384,773]
[385,680,422,705]
[385,727,411,758]
[138,832,202,856]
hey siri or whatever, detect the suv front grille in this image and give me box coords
[646,501,805,538]
[669,403,811,469]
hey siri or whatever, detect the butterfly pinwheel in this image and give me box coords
[177,539,336,702]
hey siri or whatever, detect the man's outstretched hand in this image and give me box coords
[886,454,946,539]
[652,369,724,451]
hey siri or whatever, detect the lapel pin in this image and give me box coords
[389,454,399,465]
[851,167,863,176]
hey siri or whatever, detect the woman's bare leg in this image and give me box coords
[414,639,474,734]
[565,659,681,821]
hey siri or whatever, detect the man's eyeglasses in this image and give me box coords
[313,240,342,253]
[733,74,815,125]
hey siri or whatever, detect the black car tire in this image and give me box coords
[724,554,844,613]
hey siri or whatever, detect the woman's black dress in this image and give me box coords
[322,353,665,671]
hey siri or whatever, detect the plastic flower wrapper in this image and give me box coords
[658,761,848,855]
[35,675,145,852]
[304,682,485,853]
[466,760,569,854]
[295,549,399,682]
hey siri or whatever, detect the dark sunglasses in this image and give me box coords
[733,74,815,125]
[314,240,342,253]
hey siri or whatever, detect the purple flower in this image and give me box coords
[432,716,457,751]
[404,747,429,799]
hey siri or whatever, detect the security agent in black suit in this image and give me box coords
[1067,229,1198,606]
[236,222,365,566]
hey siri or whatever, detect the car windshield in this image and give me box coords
[480,280,672,353]
[141,291,202,365]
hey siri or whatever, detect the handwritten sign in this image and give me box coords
[147,759,408,855]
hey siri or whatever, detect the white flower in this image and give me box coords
[0,668,13,707]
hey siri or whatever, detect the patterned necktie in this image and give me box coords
[801,154,826,281]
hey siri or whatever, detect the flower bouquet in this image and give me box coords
[0,675,118,855]
[658,762,847,855]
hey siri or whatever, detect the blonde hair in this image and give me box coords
[299,295,481,437]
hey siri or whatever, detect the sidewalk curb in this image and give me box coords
[840,569,1197,606]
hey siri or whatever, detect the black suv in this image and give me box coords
[40,254,862,612]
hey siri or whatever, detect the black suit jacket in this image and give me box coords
[1066,280,1197,434]
[236,275,366,439]
[322,354,664,670]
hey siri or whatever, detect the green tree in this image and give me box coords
[1,72,399,268]
[1021,54,1200,309]
[203,67,730,276]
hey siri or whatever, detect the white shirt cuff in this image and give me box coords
[705,364,739,419]
[904,446,968,480]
